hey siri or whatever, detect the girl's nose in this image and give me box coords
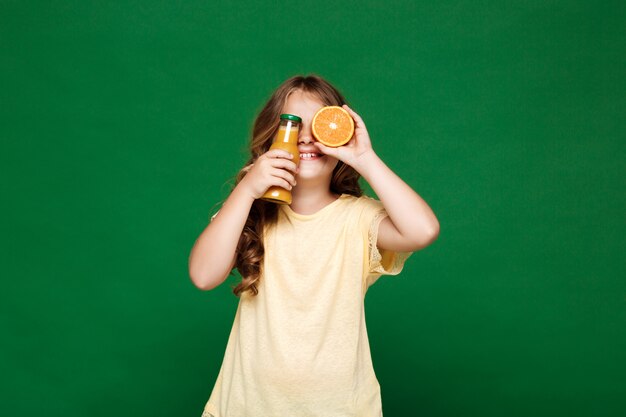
[298,128,314,144]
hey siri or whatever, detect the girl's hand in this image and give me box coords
[313,104,376,171]
[239,149,299,199]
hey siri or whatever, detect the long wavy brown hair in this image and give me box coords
[229,74,363,297]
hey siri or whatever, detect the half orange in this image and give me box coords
[311,106,355,147]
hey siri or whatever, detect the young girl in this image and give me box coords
[189,75,439,417]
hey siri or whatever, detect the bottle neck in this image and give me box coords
[275,123,300,144]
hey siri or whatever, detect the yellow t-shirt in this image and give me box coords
[202,193,413,417]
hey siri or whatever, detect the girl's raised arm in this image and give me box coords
[188,149,298,290]
[188,183,255,290]
[314,105,440,253]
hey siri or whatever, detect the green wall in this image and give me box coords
[1,1,624,416]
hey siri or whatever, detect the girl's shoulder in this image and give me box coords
[350,193,383,209]
[340,193,385,218]
[337,193,372,209]
[342,193,378,203]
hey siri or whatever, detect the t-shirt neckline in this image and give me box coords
[281,193,349,220]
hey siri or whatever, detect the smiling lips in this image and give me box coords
[299,152,324,161]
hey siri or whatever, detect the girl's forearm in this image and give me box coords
[355,150,439,243]
[188,182,256,290]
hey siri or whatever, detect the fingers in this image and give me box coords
[342,104,365,127]
[259,150,298,186]
[269,157,298,174]
[271,168,297,188]
[261,149,298,171]
[242,148,300,199]
[313,141,337,157]
[265,148,294,160]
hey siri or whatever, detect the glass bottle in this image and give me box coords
[260,114,301,204]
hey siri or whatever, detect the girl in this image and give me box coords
[189,75,439,417]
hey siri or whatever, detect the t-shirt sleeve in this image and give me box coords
[358,196,413,285]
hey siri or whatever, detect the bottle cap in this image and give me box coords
[280,114,302,122]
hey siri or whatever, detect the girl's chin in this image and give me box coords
[295,167,336,181]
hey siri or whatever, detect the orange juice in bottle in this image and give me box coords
[260,114,301,204]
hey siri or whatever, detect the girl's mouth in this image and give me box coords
[299,152,324,161]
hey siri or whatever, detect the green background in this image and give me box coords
[1,1,624,416]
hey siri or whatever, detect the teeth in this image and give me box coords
[299,153,319,159]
